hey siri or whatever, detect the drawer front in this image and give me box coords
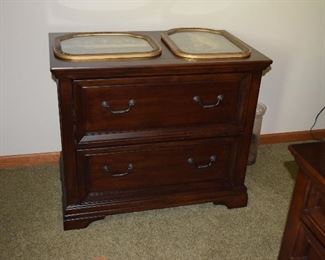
[77,137,237,200]
[301,183,325,247]
[74,74,250,140]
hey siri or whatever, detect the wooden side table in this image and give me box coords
[278,142,325,259]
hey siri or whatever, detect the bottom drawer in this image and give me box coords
[77,137,237,200]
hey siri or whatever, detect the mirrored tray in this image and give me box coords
[53,32,162,61]
[161,28,251,59]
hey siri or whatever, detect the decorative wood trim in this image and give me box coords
[0,129,324,169]
[0,152,60,169]
[260,129,325,144]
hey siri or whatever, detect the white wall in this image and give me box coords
[1,0,324,156]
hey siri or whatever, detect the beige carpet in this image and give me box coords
[0,143,298,260]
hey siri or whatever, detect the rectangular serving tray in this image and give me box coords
[161,28,251,59]
[53,32,162,61]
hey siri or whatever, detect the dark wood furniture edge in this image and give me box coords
[301,209,325,247]
[302,222,325,259]
[63,215,106,230]
[288,144,325,188]
[278,142,325,259]
[278,165,311,260]
[63,186,248,230]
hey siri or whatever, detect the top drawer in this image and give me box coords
[74,73,251,142]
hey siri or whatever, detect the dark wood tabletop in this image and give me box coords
[289,142,325,179]
[49,31,272,79]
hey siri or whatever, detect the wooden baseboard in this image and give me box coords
[0,129,324,168]
[259,129,325,144]
[0,152,60,169]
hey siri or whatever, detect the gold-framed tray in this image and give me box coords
[161,27,251,59]
[53,32,162,61]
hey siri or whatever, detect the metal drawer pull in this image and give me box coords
[103,163,133,177]
[193,94,223,109]
[187,155,217,169]
[101,99,135,114]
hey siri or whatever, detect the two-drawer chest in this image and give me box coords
[49,30,272,230]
